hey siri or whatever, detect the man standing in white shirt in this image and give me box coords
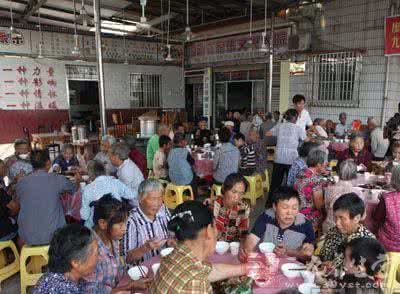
[368,117,389,161]
[109,142,144,205]
[293,94,313,130]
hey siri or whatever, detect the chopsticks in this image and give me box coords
[138,264,148,278]
[288,268,307,271]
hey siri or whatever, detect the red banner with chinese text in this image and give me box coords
[385,16,400,55]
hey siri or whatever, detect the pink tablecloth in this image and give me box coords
[119,253,304,293]
[194,159,213,178]
[328,141,349,153]
[60,190,82,222]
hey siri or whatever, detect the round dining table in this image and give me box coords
[119,252,306,293]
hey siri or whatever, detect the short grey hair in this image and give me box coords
[391,165,400,191]
[87,160,106,178]
[62,143,74,153]
[110,142,130,161]
[158,124,169,133]
[306,149,327,167]
[138,179,164,201]
[338,160,357,181]
[368,117,377,126]
[102,135,116,146]
[122,135,136,149]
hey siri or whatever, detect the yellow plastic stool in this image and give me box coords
[20,245,49,294]
[384,252,400,293]
[210,184,222,201]
[164,184,194,209]
[263,169,270,192]
[243,174,264,205]
[0,240,20,283]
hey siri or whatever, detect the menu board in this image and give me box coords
[0,58,66,110]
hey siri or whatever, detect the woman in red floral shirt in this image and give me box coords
[210,173,250,242]
[294,149,329,231]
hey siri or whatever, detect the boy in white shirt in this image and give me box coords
[153,135,172,179]
[293,94,312,130]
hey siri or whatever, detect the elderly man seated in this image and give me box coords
[80,160,136,228]
[94,135,116,176]
[109,142,144,199]
[368,117,389,161]
[122,179,173,263]
[52,143,80,173]
[240,187,315,261]
[6,138,33,183]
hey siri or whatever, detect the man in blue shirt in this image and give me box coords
[240,187,315,261]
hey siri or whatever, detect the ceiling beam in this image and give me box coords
[20,0,47,21]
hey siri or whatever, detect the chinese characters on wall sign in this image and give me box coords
[385,15,400,55]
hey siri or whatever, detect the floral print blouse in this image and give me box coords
[294,168,327,229]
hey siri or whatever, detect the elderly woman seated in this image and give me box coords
[149,201,262,293]
[52,143,80,173]
[33,224,98,293]
[82,195,149,292]
[287,142,319,188]
[209,173,250,242]
[374,165,400,252]
[294,149,328,230]
[240,187,315,261]
[312,118,328,138]
[319,193,375,270]
[122,179,173,263]
[384,141,400,172]
[94,135,117,176]
[337,135,373,169]
[323,160,362,234]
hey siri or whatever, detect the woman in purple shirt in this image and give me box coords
[82,195,150,293]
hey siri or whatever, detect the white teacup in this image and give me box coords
[230,242,240,256]
[152,263,160,275]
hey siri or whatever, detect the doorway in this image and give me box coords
[68,80,99,132]
[227,82,252,113]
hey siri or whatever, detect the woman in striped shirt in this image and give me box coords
[122,179,174,264]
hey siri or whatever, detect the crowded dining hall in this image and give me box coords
[1,0,400,293]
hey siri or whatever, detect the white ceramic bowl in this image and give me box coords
[230,242,240,255]
[258,242,275,254]
[281,263,303,279]
[215,241,229,255]
[160,247,174,257]
[301,271,315,284]
[254,278,269,288]
[152,263,160,275]
[298,283,320,294]
[128,266,149,281]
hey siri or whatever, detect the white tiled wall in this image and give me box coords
[289,0,400,125]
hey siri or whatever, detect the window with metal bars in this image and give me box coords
[306,52,362,107]
[129,73,161,108]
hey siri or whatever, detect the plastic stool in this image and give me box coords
[263,169,270,192]
[164,184,194,209]
[384,252,400,293]
[243,174,264,206]
[20,245,49,294]
[210,184,222,201]
[0,240,20,283]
